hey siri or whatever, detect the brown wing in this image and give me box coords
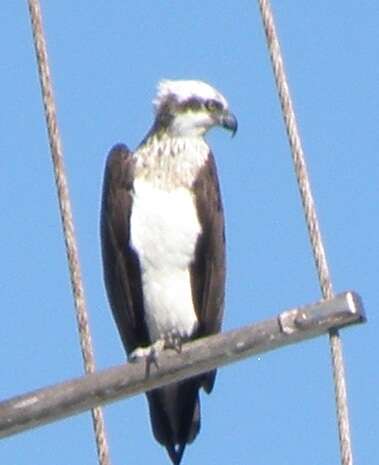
[190,150,226,392]
[100,144,150,354]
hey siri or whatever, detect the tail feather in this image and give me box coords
[166,443,186,465]
[146,379,201,464]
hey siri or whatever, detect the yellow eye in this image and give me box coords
[205,99,221,113]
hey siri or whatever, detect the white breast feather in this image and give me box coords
[130,179,201,342]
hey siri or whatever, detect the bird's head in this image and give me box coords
[152,79,237,138]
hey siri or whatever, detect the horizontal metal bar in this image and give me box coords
[0,291,365,439]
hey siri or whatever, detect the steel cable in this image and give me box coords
[27,2,111,464]
[257,1,353,464]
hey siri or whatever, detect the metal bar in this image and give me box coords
[0,291,365,439]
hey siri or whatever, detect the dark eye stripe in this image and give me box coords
[205,99,223,112]
[179,97,203,112]
[175,97,223,113]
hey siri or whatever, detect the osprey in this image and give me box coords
[101,79,237,464]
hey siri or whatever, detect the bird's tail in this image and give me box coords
[146,378,202,465]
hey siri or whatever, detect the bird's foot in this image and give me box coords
[128,339,165,368]
[128,332,183,377]
[164,330,183,353]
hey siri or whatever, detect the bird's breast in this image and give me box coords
[130,178,201,341]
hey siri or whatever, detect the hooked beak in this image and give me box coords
[220,111,238,137]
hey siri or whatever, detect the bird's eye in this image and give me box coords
[205,99,221,112]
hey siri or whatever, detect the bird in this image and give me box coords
[100,79,237,464]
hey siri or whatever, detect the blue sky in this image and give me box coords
[1,1,378,464]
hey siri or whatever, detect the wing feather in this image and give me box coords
[100,144,149,353]
[190,150,226,392]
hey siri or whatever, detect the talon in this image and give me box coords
[164,331,183,353]
[128,347,147,363]
[128,339,165,365]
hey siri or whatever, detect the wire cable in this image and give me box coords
[257,1,353,464]
[27,2,111,464]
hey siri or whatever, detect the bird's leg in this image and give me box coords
[128,339,165,367]
[128,330,182,360]
[128,331,183,377]
[164,330,183,353]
